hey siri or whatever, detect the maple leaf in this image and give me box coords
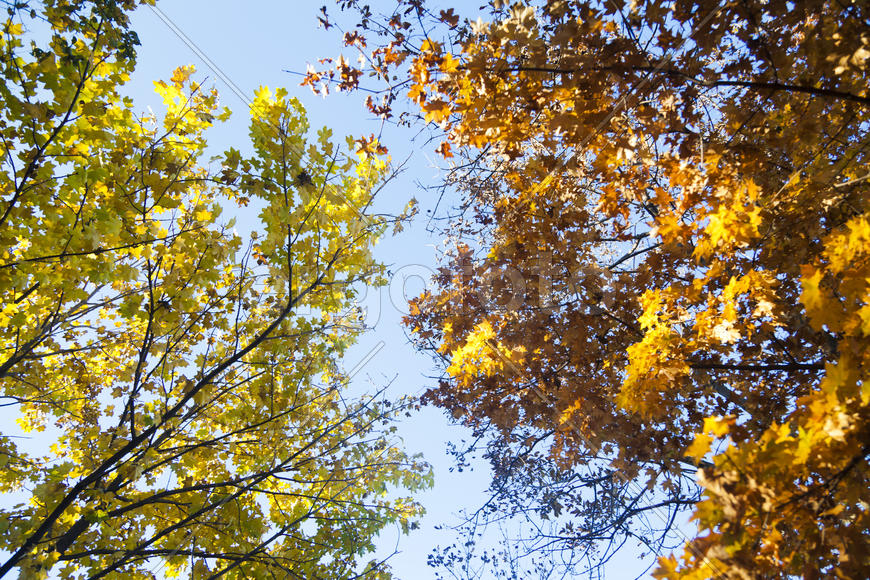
[439,9,460,28]
[435,141,453,158]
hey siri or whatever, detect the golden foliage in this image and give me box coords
[319,0,869,576]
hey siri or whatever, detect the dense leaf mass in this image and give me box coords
[0,1,430,578]
[316,0,870,576]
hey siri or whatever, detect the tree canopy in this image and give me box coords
[314,0,870,577]
[0,1,430,578]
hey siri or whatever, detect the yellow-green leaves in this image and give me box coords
[0,2,428,578]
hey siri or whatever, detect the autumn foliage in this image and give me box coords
[0,1,429,578]
[316,0,870,576]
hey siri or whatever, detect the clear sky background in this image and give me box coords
[111,1,663,577]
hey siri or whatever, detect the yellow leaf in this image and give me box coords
[685,433,713,461]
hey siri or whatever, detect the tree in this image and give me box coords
[313,0,869,577]
[0,1,430,578]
